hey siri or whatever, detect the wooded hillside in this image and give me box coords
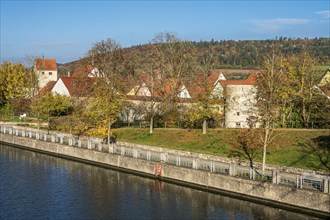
[59,37,329,76]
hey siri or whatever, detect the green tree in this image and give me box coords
[30,92,71,131]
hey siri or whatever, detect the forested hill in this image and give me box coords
[125,37,330,69]
[60,37,329,75]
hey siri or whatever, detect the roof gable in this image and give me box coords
[178,85,191,98]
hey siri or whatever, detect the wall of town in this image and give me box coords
[0,132,329,217]
[225,85,257,128]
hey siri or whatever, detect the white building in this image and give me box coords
[34,58,58,89]
[221,73,258,128]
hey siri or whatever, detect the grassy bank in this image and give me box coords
[111,128,330,172]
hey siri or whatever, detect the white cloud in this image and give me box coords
[247,18,310,33]
[315,10,330,19]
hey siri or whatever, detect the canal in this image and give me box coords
[0,144,321,220]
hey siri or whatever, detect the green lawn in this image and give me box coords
[0,115,37,123]
[111,127,330,172]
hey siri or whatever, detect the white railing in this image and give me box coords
[0,125,329,194]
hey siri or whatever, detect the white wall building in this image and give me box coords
[34,58,58,89]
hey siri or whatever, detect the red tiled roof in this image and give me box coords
[59,76,95,96]
[39,81,56,95]
[86,65,95,72]
[35,59,57,71]
[128,69,258,102]
[219,71,257,86]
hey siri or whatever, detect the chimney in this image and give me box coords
[68,71,71,77]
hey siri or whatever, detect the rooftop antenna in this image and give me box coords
[42,54,44,59]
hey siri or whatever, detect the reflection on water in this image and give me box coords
[0,144,321,220]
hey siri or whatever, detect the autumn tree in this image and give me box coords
[30,92,71,131]
[143,32,195,133]
[233,128,261,169]
[189,46,224,134]
[305,135,330,171]
[85,38,130,144]
[285,53,324,127]
[256,45,285,173]
[0,62,37,114]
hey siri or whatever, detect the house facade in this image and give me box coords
[124,69,258,128]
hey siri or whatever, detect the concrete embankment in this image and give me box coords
[0,132,329,218]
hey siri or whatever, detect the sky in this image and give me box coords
[1,0,329,64]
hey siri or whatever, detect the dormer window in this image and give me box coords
[49,72,52,75]
[237,112,240,116]
[236,122,241,128]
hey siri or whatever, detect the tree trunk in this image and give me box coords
[149,116,154,134]
[37,112,40,131]
[108,120,111,147]
[202,118,207,134]
[262,127,269,174]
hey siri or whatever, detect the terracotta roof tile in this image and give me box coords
[39,81,56,95]
[35,59,57,71]
[59,76,95,96]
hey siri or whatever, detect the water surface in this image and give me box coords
[0,144,321,220]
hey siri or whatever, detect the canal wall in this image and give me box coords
[0,131,329,217]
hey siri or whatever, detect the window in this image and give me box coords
[236,122,241,128]
[42,72,45,75]
[49,72,52,75]
[237,112,240,116]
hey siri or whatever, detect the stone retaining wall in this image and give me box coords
[0,133,329,217]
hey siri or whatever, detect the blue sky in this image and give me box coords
[1,0,329,64]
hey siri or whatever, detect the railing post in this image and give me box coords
[109,143,114,154]
[60,136,64,144]
[272,170,277,184]
[160,152,166,163]
[229,162,236,176]
[36,132,40,140]
[22,129,26,137]
[29,131,32,138]
[97,142,102,151]
[211,161,215,172]
[193,158,197,169]
[78,140,82,148]
[44,134,47,141]
[323,178,329,193]
[147,151,151,161]
[9,127,13,135]
[87,140,92,150]
[69,138,73,146]
[176,155,181,166]
[51,135,56,143]
[133,148,138,158]
[15,129,19,136]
